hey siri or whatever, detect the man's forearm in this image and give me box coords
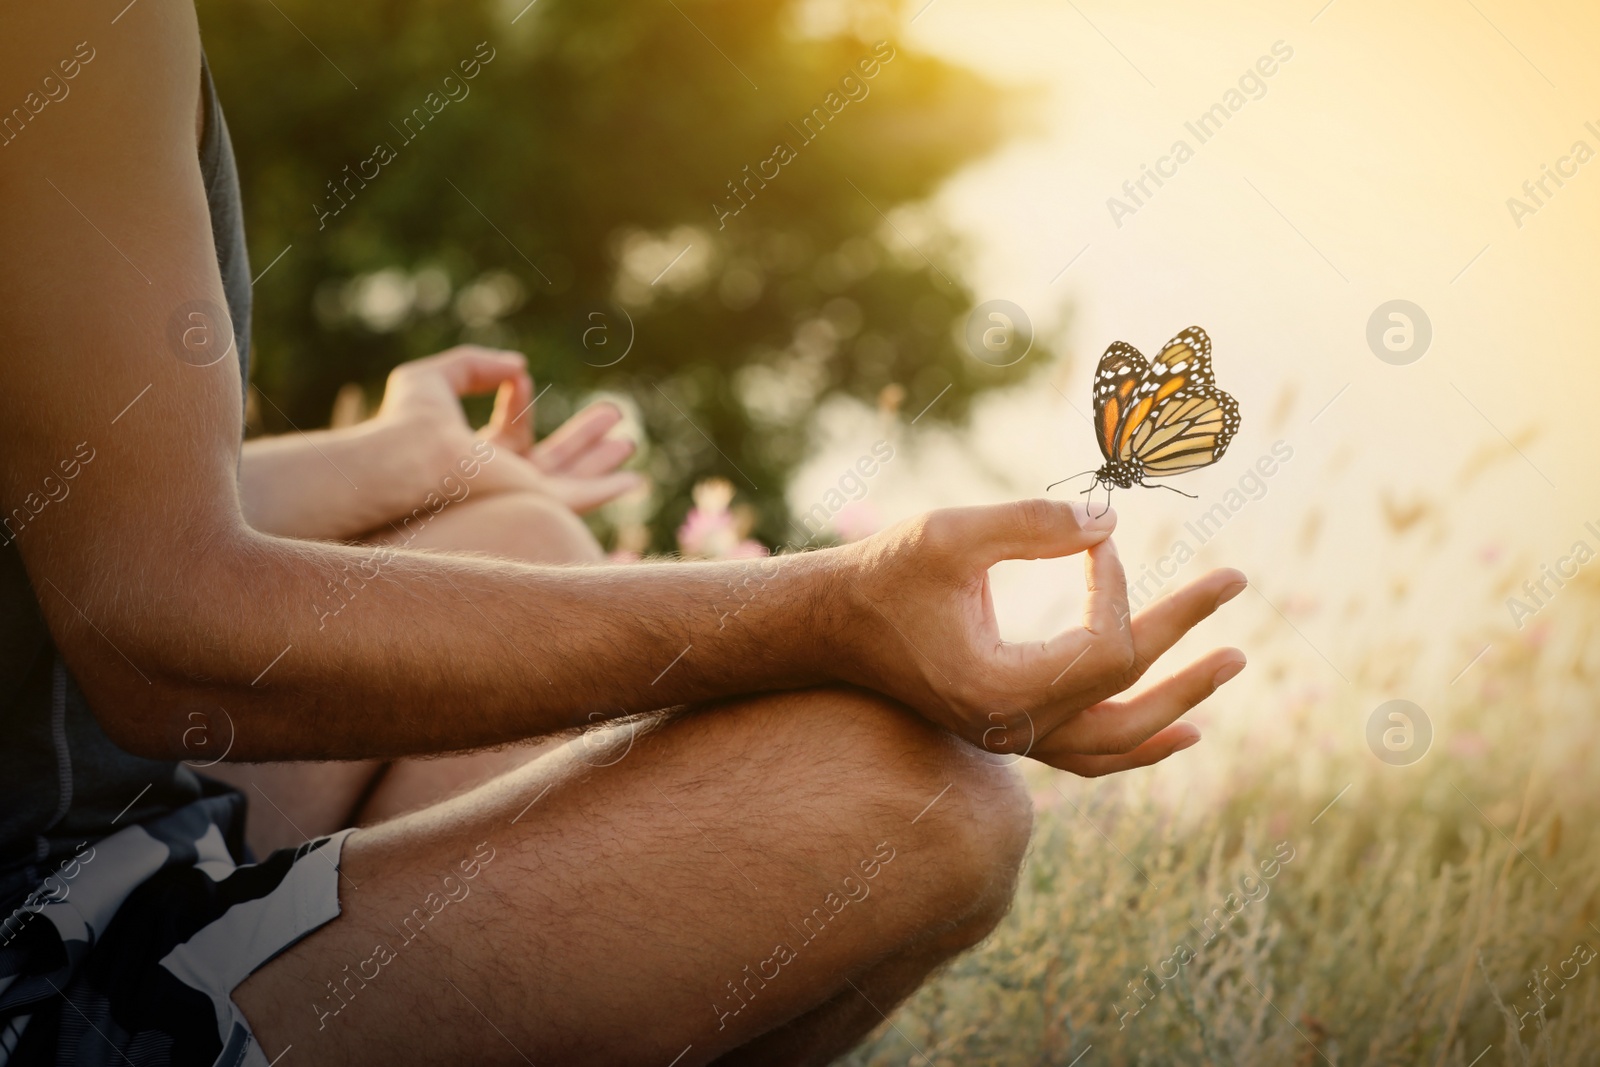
[239,420,454,541]
[66,526,846,763]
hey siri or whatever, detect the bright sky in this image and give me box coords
[791,0,1600,776]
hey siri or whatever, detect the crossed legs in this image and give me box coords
[234,686,1031,1065]
[213,490,1034,1063]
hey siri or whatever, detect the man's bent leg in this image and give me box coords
[366,485,606,566]
[232,686,1032,1066]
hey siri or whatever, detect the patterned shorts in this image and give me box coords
[0,790,354,1066]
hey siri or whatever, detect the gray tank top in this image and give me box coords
[0,54,253,903]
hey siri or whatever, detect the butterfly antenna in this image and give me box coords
[1045,469,1097,493]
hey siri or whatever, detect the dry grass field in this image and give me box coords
[840,575,1600,1067]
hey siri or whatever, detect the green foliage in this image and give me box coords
[197,0,1037,548]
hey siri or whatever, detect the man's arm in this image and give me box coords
[238,421,444,541]
[1,0,1245,774]
[1,0,864,766]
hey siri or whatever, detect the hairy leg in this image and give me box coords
[234,687,1032,1066]
[205,490,604,855]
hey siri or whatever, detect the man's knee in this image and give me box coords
[747,688,1033,938]
[902,728,1033,944]
[463,491,603,564]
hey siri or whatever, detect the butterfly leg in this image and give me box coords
[1083,482,1113,518]
[1143,480,1199,500]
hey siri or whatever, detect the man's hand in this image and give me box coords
[836,499,1246,776]
[372,346,642,514]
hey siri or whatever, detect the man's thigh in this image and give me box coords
[232,687,1031,1066]
[203,758,381,856]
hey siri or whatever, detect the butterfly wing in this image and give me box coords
[1131,391,1241,476]
[1124,326,1241,476]
[1149,325,1216,388]
[1092,342,1149,463]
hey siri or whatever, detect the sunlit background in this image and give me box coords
[794,0,1600,794]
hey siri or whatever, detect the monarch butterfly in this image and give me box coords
[1050,326,1241,508]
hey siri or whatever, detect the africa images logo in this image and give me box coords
[1105,41,1294,227]
[314,43,497,230]
[712,42,897,229]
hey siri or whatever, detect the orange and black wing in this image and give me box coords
[1124,326,1241,476]
[1091,341,1149,463]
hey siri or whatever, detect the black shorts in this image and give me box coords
[0,790,354,1066]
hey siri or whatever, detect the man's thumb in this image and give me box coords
[944,498,1116,565]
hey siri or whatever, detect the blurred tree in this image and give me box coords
[198,0,1046,549]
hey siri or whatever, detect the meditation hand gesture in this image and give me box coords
[836,499,1246,776]
[372,345,642,513]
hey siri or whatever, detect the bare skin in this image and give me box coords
[1,3,1249,1064]
[213,366,627,856]
[238,687,1040,1067]
[217,492,1034,1065]
[207,487,604,856]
